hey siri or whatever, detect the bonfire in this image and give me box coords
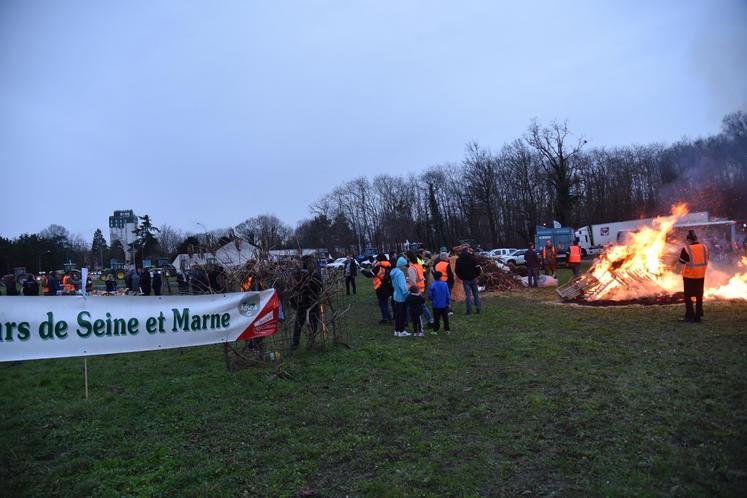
[557,203,747,303]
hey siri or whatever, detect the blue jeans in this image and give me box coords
[377,295,392,321]
[463,279,481,313]
[527,267,538,288]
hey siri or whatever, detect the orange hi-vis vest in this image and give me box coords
[241,276,253,292]
[373,260,391,289]
[41,275,49,294]
[682,243,708,279]
[63,275,75,292]
[568,245,581,264]
[414,263,426,293]
[435,260,449,281]
[543,246,556,260]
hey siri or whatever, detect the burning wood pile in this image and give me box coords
[558,203,747,304]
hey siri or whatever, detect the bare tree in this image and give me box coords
[463,141,501,247]
[235,214,291,253]
[158,224,184,257]
[525,120,587,226]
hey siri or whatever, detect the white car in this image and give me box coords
[486,248,517,260]
[499,249,527,266]
[326,258,360,270]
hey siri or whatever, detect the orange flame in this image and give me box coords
[585,203,746,301]
[705,257,747,300]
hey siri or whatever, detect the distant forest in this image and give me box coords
[2,111,746,272]
[301,111,747,250]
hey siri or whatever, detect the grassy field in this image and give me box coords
[1,270,746,497]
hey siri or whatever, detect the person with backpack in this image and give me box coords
[372,254,393,324]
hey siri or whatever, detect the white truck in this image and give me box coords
[578,211,710,248]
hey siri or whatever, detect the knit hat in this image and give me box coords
[396,256,408,267]
[440,252,449,261]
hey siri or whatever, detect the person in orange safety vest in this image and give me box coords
[679,230,709,323]
[542,241,557,277]
[567,240,582,278]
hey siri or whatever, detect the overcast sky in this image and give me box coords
[1,0,746,240]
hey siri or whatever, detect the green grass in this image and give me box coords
[1,277,746,497]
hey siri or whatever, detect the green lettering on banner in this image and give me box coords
[77,311,92,337]
[39,312,54,340]
[113,318,127,335]
[17,322,31,341]
[172,308,189,332]
[221,313,230,328]
[3,322,17,341]
[146,317,157,333]
[0,321,31,342]
[94,319,106,337]
[128,318,139,335]
[55,321,68,339]
[190,314,202,331]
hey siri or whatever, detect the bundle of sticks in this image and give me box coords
[476,258,523,291]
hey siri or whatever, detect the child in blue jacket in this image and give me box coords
[428,271,451,332]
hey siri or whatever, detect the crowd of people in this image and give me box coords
[0,270,92,296]
[367,247,483,337]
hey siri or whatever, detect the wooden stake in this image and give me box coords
[84,358,89,399]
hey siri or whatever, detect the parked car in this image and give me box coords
[486,248,517,260]
[326,257,347,270]
[499,249,528,266]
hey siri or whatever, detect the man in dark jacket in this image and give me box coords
[105,274,117,293]
[3,274,18,296]
[343,254,358,295]
[525,242,540,288]
[291,256,323,350]
[22,274,39,296]
[139,268,152,295]
[47,271,60,296]
[455,249,481,314]
[152,270,162,295]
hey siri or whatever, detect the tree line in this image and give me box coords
[303,111,747,252]
[1,111,745,273]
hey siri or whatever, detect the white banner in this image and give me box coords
[0,290,279,362]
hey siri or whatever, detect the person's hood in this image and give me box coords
[396,256,408,267]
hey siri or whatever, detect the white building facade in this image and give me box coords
[109,209,138,267]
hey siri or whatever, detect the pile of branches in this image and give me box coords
[219,256,350,370]
[476,257,523,292]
